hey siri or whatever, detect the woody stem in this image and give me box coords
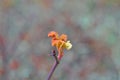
[47,50,59,80]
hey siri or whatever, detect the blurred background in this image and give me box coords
[0,0,120,80]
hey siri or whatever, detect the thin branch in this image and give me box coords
[47,50,59,80]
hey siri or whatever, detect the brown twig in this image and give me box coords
[47,50,59,80]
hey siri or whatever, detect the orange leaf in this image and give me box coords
[48,31,58,38]
[60,34,67,41]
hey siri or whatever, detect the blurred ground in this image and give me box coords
[0,0,120,80]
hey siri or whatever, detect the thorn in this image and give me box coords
[49,50,56,56]
[52,50,56,56]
